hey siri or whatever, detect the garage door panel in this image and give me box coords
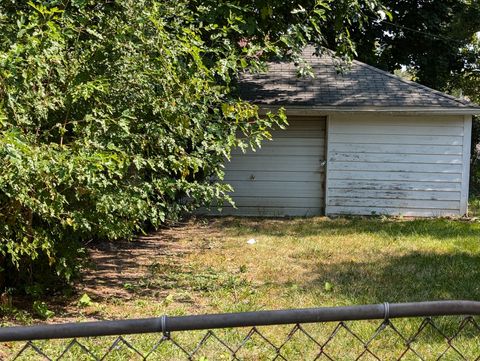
[270,138,324,147]
[269,129,325,138]
[231,145,325,157]
[229,197,323,208]
[225,155,323,172]
[214,206,324,217]
[237,138,324,147]
[282,119,327,129]
[224,170,324,182]
[229,181,324,197]
[221,117,326,216]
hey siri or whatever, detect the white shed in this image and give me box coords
[218,47,480,217]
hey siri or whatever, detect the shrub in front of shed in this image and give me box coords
[0,1,383,293]
[0,0,281,292]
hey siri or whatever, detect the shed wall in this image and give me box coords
[325,114,471,217]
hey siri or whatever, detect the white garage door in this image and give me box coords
[221,117,326,216]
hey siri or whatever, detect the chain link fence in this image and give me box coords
[2,301,480,360]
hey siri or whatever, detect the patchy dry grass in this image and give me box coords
[2,216,480,359]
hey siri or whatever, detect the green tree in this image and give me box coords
[0,0,382,293]
[339,0,480,92]
[455,33,480,194]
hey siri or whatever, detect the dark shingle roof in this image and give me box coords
[238,47,480,110]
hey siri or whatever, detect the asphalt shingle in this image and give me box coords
[238,47,480,109]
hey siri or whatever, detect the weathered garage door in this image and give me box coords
[221,117,326,216]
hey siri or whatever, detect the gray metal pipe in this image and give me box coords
[1,300,479,342]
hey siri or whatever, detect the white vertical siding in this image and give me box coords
[325,114,469,217]
[219,117,327,216]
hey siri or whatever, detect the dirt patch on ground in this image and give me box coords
[4,218,227,324]
[79,218,222,300]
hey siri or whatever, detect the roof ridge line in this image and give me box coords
[351,58,475,107]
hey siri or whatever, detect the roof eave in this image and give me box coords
[257,105,480,116]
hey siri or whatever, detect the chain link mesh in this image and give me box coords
[4,316,480,360]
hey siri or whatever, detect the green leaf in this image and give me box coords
[78,293,93,308]
[324,282,333,292]
[33,301,55,320]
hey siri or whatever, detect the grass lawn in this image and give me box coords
[2,216,480,360]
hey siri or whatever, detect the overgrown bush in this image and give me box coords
[0,0,382,293]
[471,117,480,195]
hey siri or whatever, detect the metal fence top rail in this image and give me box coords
[1,300,480,342]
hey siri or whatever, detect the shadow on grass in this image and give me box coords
[298,251,480,343]
[308,251,480,304]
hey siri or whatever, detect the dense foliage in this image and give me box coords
[472,118,480,195]
[458,34,480,194]
[0,0,383,293]
[334,0,480,197]
[341,0,480,92]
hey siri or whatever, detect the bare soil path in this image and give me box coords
[80,219,218,300]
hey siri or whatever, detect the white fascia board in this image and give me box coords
[257,105,480,116]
